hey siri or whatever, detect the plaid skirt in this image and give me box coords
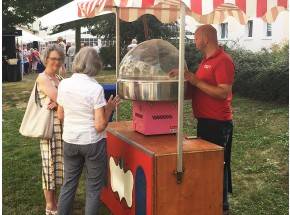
[40,111,64,190]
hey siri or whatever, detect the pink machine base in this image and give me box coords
[132,101,178,135]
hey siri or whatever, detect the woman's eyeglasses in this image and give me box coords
[48,57,62,62]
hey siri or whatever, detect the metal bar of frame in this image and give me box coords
[115,7,120,121]
[176,2,185,184]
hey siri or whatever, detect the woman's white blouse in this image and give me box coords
[57,73,107,145]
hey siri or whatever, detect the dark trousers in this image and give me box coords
[58,138,107,215]
[24,62,29,74]
[197,118,233,211]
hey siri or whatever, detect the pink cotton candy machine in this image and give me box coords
[132,101,178,135]
[117,39,188,135]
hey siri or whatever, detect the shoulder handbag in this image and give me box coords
[19,83,54,139]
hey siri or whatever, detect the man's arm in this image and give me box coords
[168,69,232,100]
[186,71,232,100]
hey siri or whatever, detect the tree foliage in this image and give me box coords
[227,43,289,104]
[3,0,71,31]
[53,13,179,57]
[52,12,179,68]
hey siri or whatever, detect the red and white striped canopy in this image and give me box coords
[77,0,288,24]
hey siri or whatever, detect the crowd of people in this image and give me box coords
[16,36,137,78]
[16,37,77,76]
[16,45,43,74]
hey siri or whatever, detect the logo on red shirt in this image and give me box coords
[204,64,212,69]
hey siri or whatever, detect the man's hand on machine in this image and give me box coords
[168,69,200,86]
[106,95,121,112]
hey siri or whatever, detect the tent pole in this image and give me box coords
[176,2,185,184]
[115,8,120,121]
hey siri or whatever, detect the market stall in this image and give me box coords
[40,0,289,214]
[76,0,289,214]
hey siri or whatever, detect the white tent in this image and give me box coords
[39,0,112,27]
[45,29,76,42]
[44,28,97,43]
[18,28,46,43]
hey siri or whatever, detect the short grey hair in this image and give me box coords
[41,44,65,66]
[72,47,102,77]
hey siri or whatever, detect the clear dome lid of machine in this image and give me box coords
[119,39,186,80]
[117,39,188,101]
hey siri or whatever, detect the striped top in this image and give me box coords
[77,0,289,24]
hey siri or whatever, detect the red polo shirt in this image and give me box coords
[192,48,235,121]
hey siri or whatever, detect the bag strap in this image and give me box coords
[35,83,43,108]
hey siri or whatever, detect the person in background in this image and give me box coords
[57,37,67,77]
[28,48,34,73]
[80,42,89,49]
[57,37,66,54]
[169,24,235,215]
[36,44,66,215]
[31,48,41,72]
[64,42,71,69]
[22,44,30,74]
[65,42,71,54]
[66,43,76,73]
[57,47,120,215]
[93,43,100,54]
[127,38,138,51]
[16,47,22,71]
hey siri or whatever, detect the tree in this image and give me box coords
[51,13,179,68]
[88,14,178,45]
[2,0,71,31]
[53,13,179,54]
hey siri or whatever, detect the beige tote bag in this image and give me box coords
[19,83,53,139]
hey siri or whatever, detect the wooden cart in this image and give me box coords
[101,121,224,215]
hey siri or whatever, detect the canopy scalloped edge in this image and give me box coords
[78,2,288,25]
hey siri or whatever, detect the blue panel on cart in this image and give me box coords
[135,166,146,215]
[101,83,116,122]
[101,83,116,100]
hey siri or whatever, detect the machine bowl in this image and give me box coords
[117,79,189,101]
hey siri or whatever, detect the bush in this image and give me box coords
[228,43,289,104]
[99,46,116,69]
[184,44,203,71]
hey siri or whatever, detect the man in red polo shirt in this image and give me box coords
[170,25,234,215]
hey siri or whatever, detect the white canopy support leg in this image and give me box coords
[115,8,120,121]
[176,2,186,184]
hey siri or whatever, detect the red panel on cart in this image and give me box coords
[101,132,154,215]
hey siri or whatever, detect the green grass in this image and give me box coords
[3,73,289,215]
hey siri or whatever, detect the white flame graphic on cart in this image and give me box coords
[109,157,134,207]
